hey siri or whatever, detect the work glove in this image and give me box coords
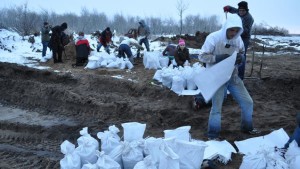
[223,6,230,12]
[235,53,244,65]
[215,54,230,63]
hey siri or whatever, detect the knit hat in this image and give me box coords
[179,39,185,46]
[43,22,48,26]
[238,1,249,11]
[78,32,84,36]
[60,22,68,30]
[106,27,111,32]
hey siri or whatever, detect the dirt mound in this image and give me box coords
[0,54,299,168]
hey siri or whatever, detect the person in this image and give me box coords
[41,22,51,57]
[174,39,190,67]
[162,41,177,65]
[197,14,259,140]
[137,20,150,57]
[73,32,91,67]
[117,37,144,64]
[284,112,300,149]
[224,1,254,80]
[97,27,112,54]
[48,22,68,63]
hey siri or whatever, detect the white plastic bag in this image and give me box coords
[122,141,144,169]
[133,155,157,169]
[158,142,180,169]
[60,140,81,169]
[239,153,267,169]
[175,139,207,169]
[97,125,121,155]
[164,126,191,141]
[96,151,121,169]
[144,137,164,166]
[121,122,146,142]
[171,76,185,95]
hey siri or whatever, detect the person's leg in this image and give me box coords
[144,38,150,51]
[227,75,254,132]
[105,46,110,54]
[207,84,226,139]
[42,41,48,57]
[124,45,134,63]
[57,49,63,62]
[238,38,250,80]
[97,43,102,52]
[52,50,58,63]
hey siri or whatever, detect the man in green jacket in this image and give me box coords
[41,22,51,57]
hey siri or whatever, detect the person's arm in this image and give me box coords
[223,5,238,14]
[162,46,169,56]
[241,14,254,38]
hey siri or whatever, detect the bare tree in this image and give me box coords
[176,0,189,35]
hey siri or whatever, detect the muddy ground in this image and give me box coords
[0,52,299,168]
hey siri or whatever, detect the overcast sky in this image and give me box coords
[1,0,300,34]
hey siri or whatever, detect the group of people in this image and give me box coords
[39,1,300,147]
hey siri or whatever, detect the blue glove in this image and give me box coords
[215,54,230,63]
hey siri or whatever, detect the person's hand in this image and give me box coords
[223,6,230,12]
[235,53,244,65]
[140,46,144,50]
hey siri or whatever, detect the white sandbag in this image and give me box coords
[125,60,134,70]
[100,60,108,67]
[97,125,121,155]
[284,141,300,169]
[153,70,162,82]
[239,153,267,169]
[119,59,126,69]
[289,155,300,169]
[76,127,99,165]
[144,52,161,70]
[144,137,164,166]
[183,66,197,90]
[158,142,180,169]
[171,76,185,95]
[60,140,81,169]
[108,142,125,169]
[85,60,99,69]
[159,56,169,68]
[121,122,146,142]
[107,61,119,68]
[164,126,191,141]
[175,139,207,169]
[133,155,157,169]
[161,72,173,88]
[81,162,98,169]
[122,141,144,169]
[96,151,121,169]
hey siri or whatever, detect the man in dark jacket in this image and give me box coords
[97,27,112,54]
[137,20,150,57]
[41,22,51,57]
[49,22,68,63]
[224,1,254,80]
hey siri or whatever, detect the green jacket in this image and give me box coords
[41,26,51,42]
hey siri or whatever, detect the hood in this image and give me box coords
[139,20,145,27]
[222,14,243,40]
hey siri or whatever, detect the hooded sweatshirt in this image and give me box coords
[137,20,150,38]
[198,14,245,70]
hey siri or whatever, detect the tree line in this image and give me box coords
[0,3,289,37]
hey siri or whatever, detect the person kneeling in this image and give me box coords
[118,37,144,64]
[73,32,90,67]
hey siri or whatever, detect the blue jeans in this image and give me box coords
[284,125,300,148]
[97,43,110,54]
[42,41,49,57]
[238,38,250,80]
[207,74,253,138]
[137,37,150,57]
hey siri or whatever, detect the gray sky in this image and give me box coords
[1,0,300,34]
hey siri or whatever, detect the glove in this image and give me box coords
[140,46,144,50]
[223,6,230,12]
[235,53,244,65]
[215,54,230,63]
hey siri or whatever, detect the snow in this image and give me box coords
[1,28,300,70]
